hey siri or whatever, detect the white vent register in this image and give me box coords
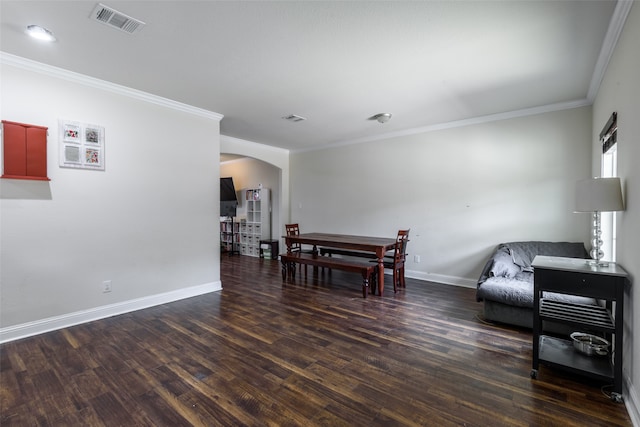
[90,3,145,34]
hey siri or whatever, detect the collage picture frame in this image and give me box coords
[59,120,105,171]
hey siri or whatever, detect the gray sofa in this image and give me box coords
[476,241,596,329]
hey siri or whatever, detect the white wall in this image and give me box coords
[593,2,639,422]
[290,106,592,286]
[0,58,222,338]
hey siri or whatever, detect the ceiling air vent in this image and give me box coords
[282,114,307,123]
[90,3,145,34]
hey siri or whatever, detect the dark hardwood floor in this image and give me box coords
[0,255,632,426]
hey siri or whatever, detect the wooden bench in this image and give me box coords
[280,252,377,298]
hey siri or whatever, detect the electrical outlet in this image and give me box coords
[102,280,112,293]
[414,255,421,263]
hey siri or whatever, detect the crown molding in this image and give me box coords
[0,51,223,121]
[295,98,592,153]
[292,1,633,154]
[220,134,289,154]
[587,0,634,101]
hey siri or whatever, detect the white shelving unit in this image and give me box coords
[239,188,271,257]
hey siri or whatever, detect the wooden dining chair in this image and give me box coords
[285,223,303,253]
[285,223,314,275]
[372,229,410,293]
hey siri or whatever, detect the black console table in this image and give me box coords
[530,255,628,402]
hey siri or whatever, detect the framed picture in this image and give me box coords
[84,147,103,167]
[59,120,105,171]
[85,126,102,144]
[62,144,81,165]
[63,123,81,143]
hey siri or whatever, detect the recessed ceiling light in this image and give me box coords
[368,113,392,124]
[25,25,56,42]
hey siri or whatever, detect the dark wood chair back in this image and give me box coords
[393,229,410,264]
[285,223,303,252]
[381,229,410,292]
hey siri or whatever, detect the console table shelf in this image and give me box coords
[538,336,613,381]
[530,255,628,403]
[539,299,614,331]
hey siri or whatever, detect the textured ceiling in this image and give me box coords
[0,1,623,151]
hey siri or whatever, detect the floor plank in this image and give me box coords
[0,255,632,426]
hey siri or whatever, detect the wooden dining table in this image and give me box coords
[283,232,397,295]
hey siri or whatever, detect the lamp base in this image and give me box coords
[586,259,610,268]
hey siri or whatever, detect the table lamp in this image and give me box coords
[575,177,624,265]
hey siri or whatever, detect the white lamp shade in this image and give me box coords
[575,177,624,212]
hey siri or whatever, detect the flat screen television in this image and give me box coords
[220,177,238,202]
[220,177,238,217]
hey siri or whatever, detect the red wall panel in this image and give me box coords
[2,121,27,177]
[26,126,48,178]
[2,120,49,180]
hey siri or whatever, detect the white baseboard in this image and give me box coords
[0,281,222,344]
[405,269,477,289]
[0,273,472,344]
[3,276,636,424]
[625,376,640,427]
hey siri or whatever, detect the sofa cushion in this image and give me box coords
[476,241,589,303]
[504,241,588,272]
[476,241,593,328]
[489,249,521,278]
[477,276,532,307]
[477,275,597,308]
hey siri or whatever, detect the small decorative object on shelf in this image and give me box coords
[570,332,609,357]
